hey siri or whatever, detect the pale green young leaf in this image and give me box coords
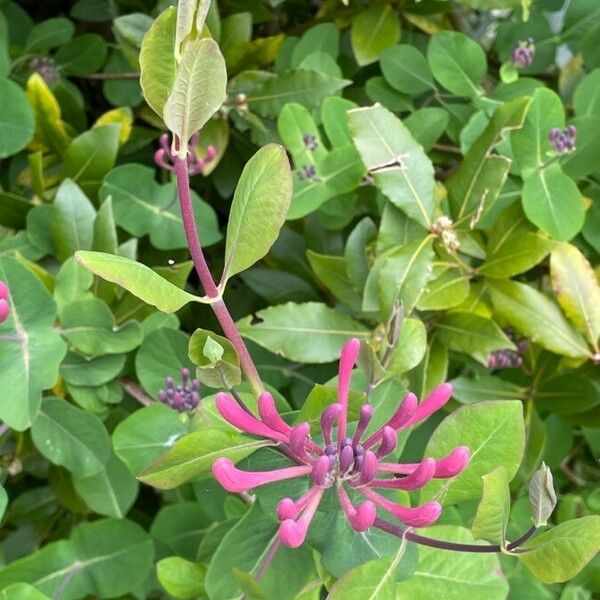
[529,462,557,527]
[351,3,401,66]
[157,557,206,599]
[472,466,511,544]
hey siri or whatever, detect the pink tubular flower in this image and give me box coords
[211,339,471,549]
[0,280,9,323]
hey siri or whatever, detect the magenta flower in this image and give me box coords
[212,338,470,548]
[154,132,217,175]
[0,280,9,323]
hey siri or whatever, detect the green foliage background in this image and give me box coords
[0,0,599,598]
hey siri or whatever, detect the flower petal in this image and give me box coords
[212,458,311,493]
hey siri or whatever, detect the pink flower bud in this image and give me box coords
[364,392,417,448]
[337,338,361,442]
[357,450,378,486]
[311,455,331,486]
[0,281,8,300]
[403,383,452,428]
[258,391,292,436]
[360,487,441,527]
[290,422,311,462]
[352,404,373,445]
[206,145,217,160]
[320,403,343,446]
[371,458,436,490]
[0,299,8,322]
[277,498,298,520]
[374,427,397,459]
[432,446,470,478]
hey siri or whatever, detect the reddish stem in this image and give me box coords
[173,155,263,397]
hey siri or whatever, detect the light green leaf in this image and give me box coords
[73,452,138,518]
[519,516,600,584]
[139,6,177,118]
[348,103,435,228]
[417,268,470,311]
[522,165,585,242]
[472,466,510,544]
[0,78,35,158]
[164,38,227,149]
[351,3,401,66]
[175,0,210,60]
[384,317,427,380]
[189,328,241,388]
[0,257,67,430]
[237,302,369,363]
[113,403,188,475]
[420,401,525,505]
[396,526,508,599]
[75,251,203,313]
[25,17,74,51]
[223,144,292,279]
[157,557,206,599]
[447,97,531,226]
[277,102,327,167]
[52,179,96,262]
[427,31,487,97]
[328,534,408,599]
[489,279,590,358]
[380,44,434,95]
[0,583,50,600]
[435,312,515,358]
[307,250,362,310]
[550,242,600,348]
[31,397,111,477]
[139,429,273,489]
[529,462,557,527]
[451,373,525,404]
[479,231,553,278]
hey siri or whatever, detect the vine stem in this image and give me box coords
[373,518,537,554]
[173,155,264,398]
[241,537,281,600]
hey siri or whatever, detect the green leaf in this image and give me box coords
[435,312,515,358]
[54,257,94,317]
[205,504,313,600]
[451,373,524,404]
[348,103,435,228]
[75,251,202,313]
[351,3,401,66]
[0,78,35,158]
[427,31,487,96]
[100,163,221,249]
[522,165,585,241]
[277,102,327,167]
[396,525,509,599]
[534,373,600,416]
[51,179,96,262]
[471,466,510,544]
[188,328,241,388]
[550,242,600,348]
[164,38,227,149]
[519,516,600,584]
[73,453,138,517]
[384,317,427,380]
[60,298,143,357]
[489,280,590,358]
[307,250,362,310]
[420,401,525,505]
[447,97,531,226]
[157,557,206,599]
[479,231,553,278]
[377,237,435,316]
[0,257,67,430]
[404,107,449,152]
[237,302,369,363]
[380,44,434,95]
[60,351,125,387]
[529,462,557,527]
[139,429,273,489]
[63,125,120,198]
[31,397,111,477]
[139,6,177,118]
[328,534,408,599]
[245,69,350,118]
[0,583,50,600]
[113,403,188,475]
[55,33,107,76]
[0,518,154,598]
[25,17,74,51]
[417,268,470,310]
[223,144,292,280]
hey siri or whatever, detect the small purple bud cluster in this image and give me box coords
[297,164,317,181]
[29,57,58,84]
[488,329,528,370]
[158,368,200,412]
[0,280,9,322]
[512,38,535,69]
[302,133,318,151]
[549,126,577,154]
[154,132,217,175]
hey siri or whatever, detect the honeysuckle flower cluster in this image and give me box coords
[212,339,470,548]
[154,132,217,175]
[512,38,535,69]
[488,329,528,370]
[0,280,9,323]
[549,126,577,154]
[158,368,200,412]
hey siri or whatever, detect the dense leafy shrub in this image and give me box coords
[0,0,599,598]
